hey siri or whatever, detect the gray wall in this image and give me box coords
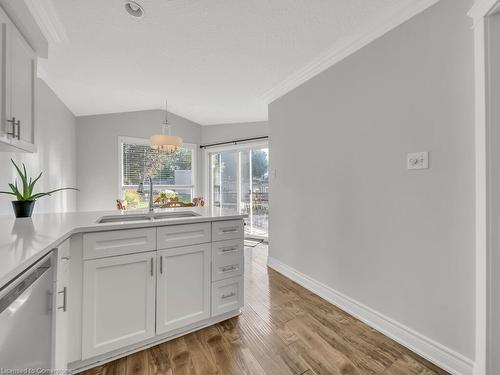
[76,110,202,211]
[0,79,77,215]
[269,0,475,360]
[201,121,268,145]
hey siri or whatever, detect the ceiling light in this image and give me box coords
[151,99,183,153]
[124,1,144,18]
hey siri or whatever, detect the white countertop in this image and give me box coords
[0,207,246,289]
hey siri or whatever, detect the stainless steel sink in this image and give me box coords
[97,211,201,224]
[153,212,201,220]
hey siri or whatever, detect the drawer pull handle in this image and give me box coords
[221,228,237,233]
[61,256,70,261]
[57,287,67,312]
[221,265,237,272]
[221,246,238,253]
[221,292,236,299]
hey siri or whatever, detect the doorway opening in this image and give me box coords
[207,142,269,240]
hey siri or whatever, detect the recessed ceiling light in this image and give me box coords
[124,1,144,18]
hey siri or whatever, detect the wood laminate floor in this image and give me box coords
[80,244,449,375]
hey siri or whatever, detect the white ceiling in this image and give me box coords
[32,0,424,125]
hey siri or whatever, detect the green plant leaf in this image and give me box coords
[6,160,79,201]
[22,163,28,198]
[28,171,42,197]
[0,191,17,196]
[8,183,22,200]
[10,159,29,199]
[30,187,79,200]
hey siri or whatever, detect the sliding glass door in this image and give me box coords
[209,145,269,239]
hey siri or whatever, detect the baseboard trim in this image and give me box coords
[267,256,475,375]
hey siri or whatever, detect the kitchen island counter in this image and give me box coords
[0,207,245,289]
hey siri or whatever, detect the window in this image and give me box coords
[119,136,196,209]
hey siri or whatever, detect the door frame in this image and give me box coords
[202,140,269,238]
[202,140,268,206]
[468,1,500,374]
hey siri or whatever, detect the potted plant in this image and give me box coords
[0,159,78,218]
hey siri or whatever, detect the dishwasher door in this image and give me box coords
[0,251,55,370]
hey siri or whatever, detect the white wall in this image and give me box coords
[269,0,475,365]
[201,121,268,145]
[489,10,500,375]
[76,110,202,211]
[0,79,77,215]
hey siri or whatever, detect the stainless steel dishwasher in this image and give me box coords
[0,251,55,370]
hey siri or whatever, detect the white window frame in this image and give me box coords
[118,136,198,200]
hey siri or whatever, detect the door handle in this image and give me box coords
[220,246,238,253]
[150,257,154,277]
[221,292,236,299]
[160,255,163,274]
[221,265,237,272]
[15,120,20,140]
[57,287,67,312]
[6,117,15,138]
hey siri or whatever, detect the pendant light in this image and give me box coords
[150,99,182,153]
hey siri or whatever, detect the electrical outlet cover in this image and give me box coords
[407,152,429,170]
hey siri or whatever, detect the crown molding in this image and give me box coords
[261,0,442,104]
[25,0,68,44]
[468,0,500,21]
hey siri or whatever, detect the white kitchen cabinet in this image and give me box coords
[211,276,244,316]
[157,222,211,249]
[212,220,244,242]
[212,239,244,281]
[156,244,210,334]
[83,228,156,260]
[53,240,70,369]
[81,251,156,359]
[0,6,36,153]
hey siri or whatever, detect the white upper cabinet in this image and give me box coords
[0,6,37,153]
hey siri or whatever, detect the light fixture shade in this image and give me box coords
[150,134,183,152]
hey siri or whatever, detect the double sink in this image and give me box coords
[97,211,201,224]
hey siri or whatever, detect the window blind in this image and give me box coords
[122,143,193,186]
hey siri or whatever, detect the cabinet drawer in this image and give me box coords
[212,239,244,281]
[157,223,211,249]
[83,228,156,260]
[212,220,244,242]
[211,276,244,316]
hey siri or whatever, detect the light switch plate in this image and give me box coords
[407,152,429,170]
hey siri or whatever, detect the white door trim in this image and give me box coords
[468,2,500,374]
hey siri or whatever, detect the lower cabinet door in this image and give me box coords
[53,240,70,369]
[156,244,210,335]
[82,252,156,359]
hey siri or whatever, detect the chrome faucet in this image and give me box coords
[137,176,155,212]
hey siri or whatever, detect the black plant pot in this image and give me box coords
[12,200,35,218]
